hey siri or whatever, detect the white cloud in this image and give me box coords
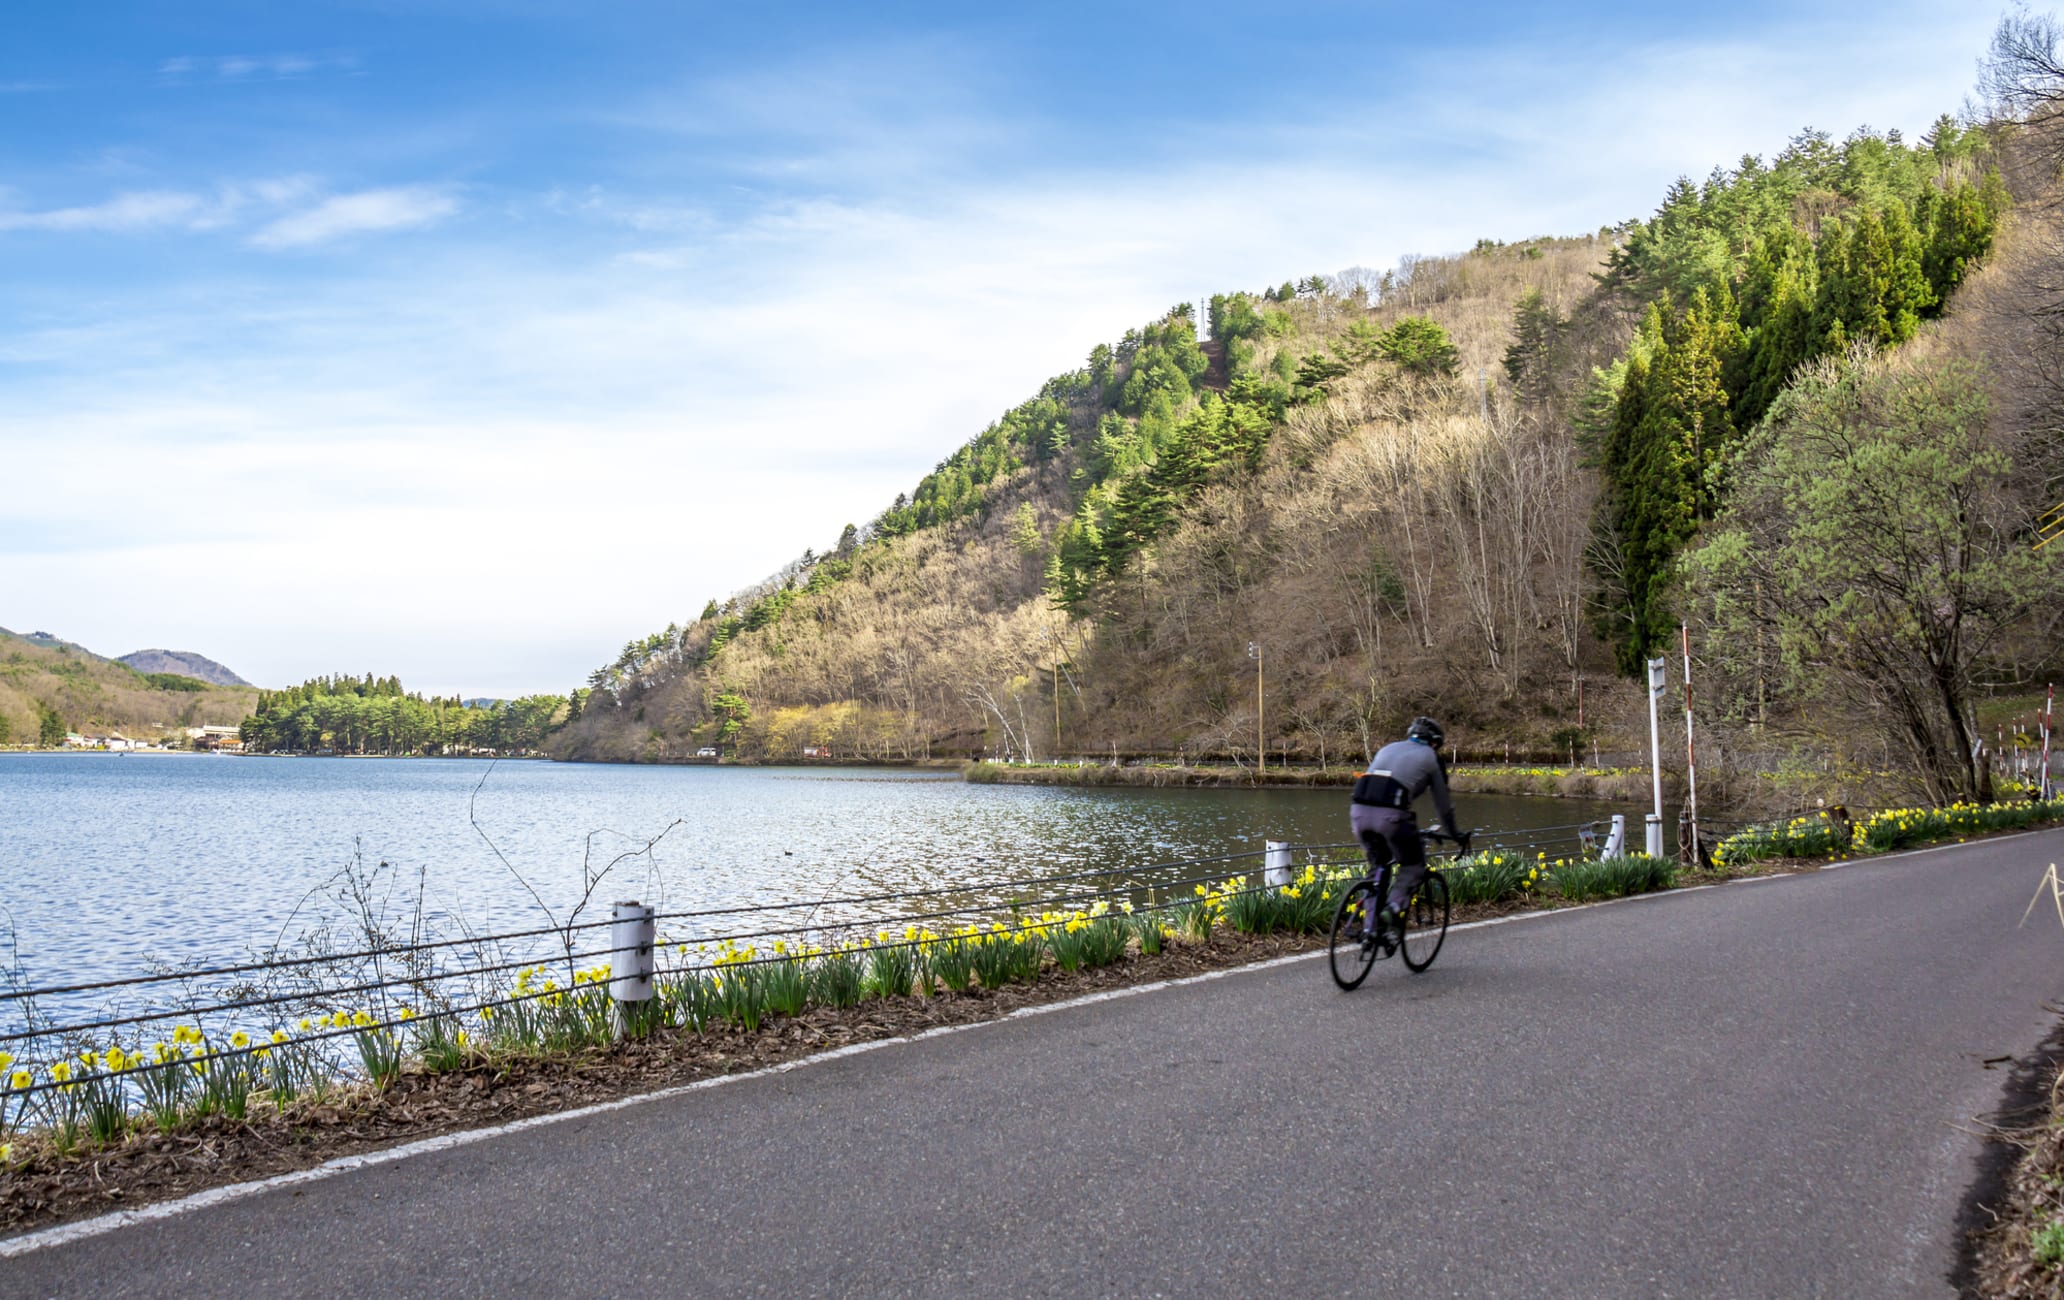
[0,190,210,233]
[159,52,357,82]
[249,187,460,248]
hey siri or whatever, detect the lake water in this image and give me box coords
[0,753,1632,1001]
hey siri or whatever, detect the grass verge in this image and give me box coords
[1960,1024,2064,1298]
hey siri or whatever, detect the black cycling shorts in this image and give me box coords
[1350,803,1424,869]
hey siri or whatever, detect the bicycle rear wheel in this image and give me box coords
[1328,879,1381,990]
[1399,872,1449,972]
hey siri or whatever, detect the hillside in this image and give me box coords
[0,628,257,744]
[115,648,251,688]
[552,47,2064,807]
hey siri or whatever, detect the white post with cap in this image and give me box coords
[1264,840,1292,887]
[610,900,655,1037]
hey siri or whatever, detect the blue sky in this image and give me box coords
[0,1,2004,695]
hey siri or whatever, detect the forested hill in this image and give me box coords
[552,54,2064,805]
[0,628,257,743]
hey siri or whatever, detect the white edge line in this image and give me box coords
[4,826,2051,1258]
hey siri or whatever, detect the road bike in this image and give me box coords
[1327,828,1466,990]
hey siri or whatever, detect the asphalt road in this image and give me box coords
[8,830,2064,1298]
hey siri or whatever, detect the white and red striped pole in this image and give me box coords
[2030,680,2047,804]
[1682,623,1700,863]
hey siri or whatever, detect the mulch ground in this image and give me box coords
[0,836,2041,1244]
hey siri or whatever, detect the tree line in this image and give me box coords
[1591,120,2007,672]
[241,675,569,756]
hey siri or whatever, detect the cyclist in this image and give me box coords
[1350,716,1470,942]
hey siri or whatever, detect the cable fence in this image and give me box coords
[0,816,1658,1140]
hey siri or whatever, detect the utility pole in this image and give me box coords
[1682,624,1700,864]
[1248,641,1264,773]
[1646,656,1667,857]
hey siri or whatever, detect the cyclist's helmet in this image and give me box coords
[1406,716,1445,747]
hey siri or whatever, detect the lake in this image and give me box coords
[0,753,1634,999]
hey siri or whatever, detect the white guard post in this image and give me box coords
[1264,840,1293,888]
[610,900,656,1026]
[1604,814,1627,858]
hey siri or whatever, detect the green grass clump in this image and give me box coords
[1440,851,1541,905]
[864,933,919,999]
[968,925,1044,987]
[808,945,867,1007]
[2034,1217,2064,1268]
[1044,911,1129,971]
[1550,854,1676,902]
[1711,816,1849,867]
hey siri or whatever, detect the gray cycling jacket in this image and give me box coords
[1363,738,1459,832]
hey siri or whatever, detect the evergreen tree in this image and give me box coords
[1503,288,1567,409]
[1378,316,1460,377]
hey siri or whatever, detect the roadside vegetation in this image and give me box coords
[1968,1051,2064,1297]
[0,848,1681,1181]
[1711,797,2064,868]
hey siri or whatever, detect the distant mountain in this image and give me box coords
[461,697,507,709]
[0,627,101,658]
[116,649,251,688]
[0,627,256,743]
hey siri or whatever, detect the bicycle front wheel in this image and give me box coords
[1328,879,1380,990]
[1399,872,1450,973]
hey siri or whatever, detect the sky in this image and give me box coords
[0,1,2006,696]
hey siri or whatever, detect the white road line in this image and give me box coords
[4,827,2049,1259]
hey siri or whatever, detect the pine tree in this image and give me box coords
[1503,288,1566,410]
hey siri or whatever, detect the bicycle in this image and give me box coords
[1327,828,1466,990]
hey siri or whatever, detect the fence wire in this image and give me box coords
[0,817,1629,1079]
